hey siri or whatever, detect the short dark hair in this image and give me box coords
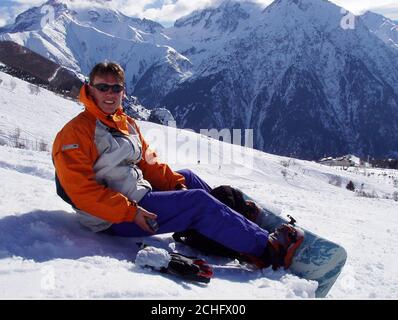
[89,61,125,85]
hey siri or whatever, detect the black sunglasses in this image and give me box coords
[92,83,124,93]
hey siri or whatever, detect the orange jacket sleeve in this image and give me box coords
[131,120,186,191]
[52,121,137,223]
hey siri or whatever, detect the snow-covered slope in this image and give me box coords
[0,70,398,298]
[0,70,81,148]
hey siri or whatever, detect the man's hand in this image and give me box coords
[134,206,158,234]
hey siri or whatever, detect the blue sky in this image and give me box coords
[0,0,397,27]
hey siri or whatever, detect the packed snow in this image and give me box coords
[135,246,172,271]
[0,70,397,299]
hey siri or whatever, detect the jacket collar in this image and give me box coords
[79,84,129,135]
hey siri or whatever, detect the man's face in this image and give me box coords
[89,74,124,115]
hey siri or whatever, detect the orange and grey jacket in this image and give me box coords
[52,84,185,232]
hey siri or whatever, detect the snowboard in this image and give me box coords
[242,191,347,298]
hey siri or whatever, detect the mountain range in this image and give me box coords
[1,0,398,160]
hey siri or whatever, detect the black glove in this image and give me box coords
[163,252,213,283]
[135,246,213,283]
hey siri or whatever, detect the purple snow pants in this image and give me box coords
[106,169,269,257]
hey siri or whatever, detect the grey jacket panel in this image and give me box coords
[76,120,152,232]
[75,209,112,233]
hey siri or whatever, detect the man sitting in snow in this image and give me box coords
[52,61,304,280]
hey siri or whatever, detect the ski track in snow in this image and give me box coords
[0,70,398,299]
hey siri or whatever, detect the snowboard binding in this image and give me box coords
[287,214,297,226]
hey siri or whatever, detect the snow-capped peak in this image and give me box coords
[63,2,164,34]
[361,10,397,30]
[262,0,352,29]
[174,0,258,33]
[361,11,398,50]
[0,0,68,33]
[0,0,164,35]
